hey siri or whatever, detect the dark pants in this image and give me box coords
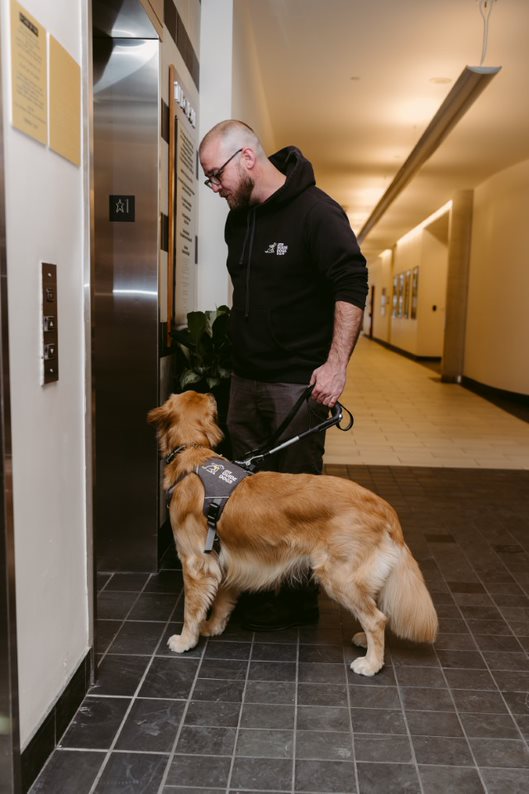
[227,375,328,613]
[227,375,328,474]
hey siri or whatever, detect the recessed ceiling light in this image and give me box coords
[349,76,360,81]
[430,77,452,84]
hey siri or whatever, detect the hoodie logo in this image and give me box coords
[265,242,288,256]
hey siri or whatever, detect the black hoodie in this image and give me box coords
[225,146,368,383]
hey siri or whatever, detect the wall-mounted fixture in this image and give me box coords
[358,65,500,244]
[358,0,501,244]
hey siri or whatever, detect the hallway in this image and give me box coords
[325,337,529,469]
[29,341,529,793]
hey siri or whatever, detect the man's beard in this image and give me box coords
[226,175,254,210]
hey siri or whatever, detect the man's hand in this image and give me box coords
[310,360,347,407]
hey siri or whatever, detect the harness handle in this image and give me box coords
[235,393,354,471]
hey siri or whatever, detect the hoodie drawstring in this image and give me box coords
[239,207,256,319]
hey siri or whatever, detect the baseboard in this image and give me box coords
[370,336,441,363]
[20,649,92,792]
[462,376,529,422]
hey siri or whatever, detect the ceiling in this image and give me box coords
[244,0,529,259]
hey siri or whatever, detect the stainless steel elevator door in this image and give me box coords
[93,37,160,571]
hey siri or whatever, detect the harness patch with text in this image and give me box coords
[196,458,253,552]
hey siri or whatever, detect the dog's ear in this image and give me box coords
[204,393,224,449]
[147,403,170,429]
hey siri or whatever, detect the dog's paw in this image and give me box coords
[352,632,367,648]
[350,656,383,677]
[167,633,193,654]
[199,619,226,637]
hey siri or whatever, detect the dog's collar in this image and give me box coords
[164,443,200,465]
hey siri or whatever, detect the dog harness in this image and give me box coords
[197,458,253,552]
[166,457,252,554]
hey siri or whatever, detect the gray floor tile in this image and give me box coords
[354,734,413,764]
[295,758,356,793]
[29,749,105,793]
[236,728,293,759]
[295,730,353,761]
[166,754,232,788]
[175,725,237,756]
[356,762,420,793]
[230,757,293,791]
[114,698,185,752]
[418,765,485,794]
[411,735,474,765]
[95,752,167,792]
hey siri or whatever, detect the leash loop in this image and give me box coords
[234,386,354,471]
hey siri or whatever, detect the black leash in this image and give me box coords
[234,385,354,471]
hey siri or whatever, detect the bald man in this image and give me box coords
[199,120,368,631]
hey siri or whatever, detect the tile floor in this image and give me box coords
[325,337,529,469]
[29,340,529,793]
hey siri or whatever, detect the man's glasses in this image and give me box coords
[204,148,243,189]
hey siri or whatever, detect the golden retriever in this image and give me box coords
[148,390,438,676]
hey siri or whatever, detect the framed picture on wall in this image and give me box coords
[392,276,398,318]
[411,267,419,320]
[398,273,405,318]
[380,286,387,317]
[404,270,411,319]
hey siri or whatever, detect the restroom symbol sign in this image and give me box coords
[109,195,135,222]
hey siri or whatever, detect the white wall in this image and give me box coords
[465,158,529,395]
[197,0,233,310]
[1,0,89,747]
[197,0,275,311]
[232,0,276,153]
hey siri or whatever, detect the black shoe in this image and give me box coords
[241,597,319,632]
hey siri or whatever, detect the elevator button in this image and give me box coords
[44,343,56,360]
[43,315,55,332]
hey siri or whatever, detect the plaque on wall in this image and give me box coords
[167,64,198,340]
[10,0,47,144]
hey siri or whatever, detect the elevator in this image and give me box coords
[92,0,161,572]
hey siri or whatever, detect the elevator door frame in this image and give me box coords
[92,2,161,573]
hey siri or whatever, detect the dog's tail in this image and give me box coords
[379,543,438,644]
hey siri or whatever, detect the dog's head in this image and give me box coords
[147,391,224,457]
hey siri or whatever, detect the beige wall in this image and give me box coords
[418,231,448,357]
[366,249,392,342]
[465,158,529,395]
[368,225,448,357]
[391,234,421,354]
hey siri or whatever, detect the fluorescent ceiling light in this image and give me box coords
[357,65,501,244]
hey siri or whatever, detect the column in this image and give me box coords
[441,190,474,382]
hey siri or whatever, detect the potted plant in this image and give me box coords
[171,305,232,453]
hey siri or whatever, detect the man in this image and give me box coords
[199,120,368,631]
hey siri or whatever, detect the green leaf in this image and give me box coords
[180,369,202,388]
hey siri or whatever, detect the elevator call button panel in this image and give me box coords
[41,263,59,384]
